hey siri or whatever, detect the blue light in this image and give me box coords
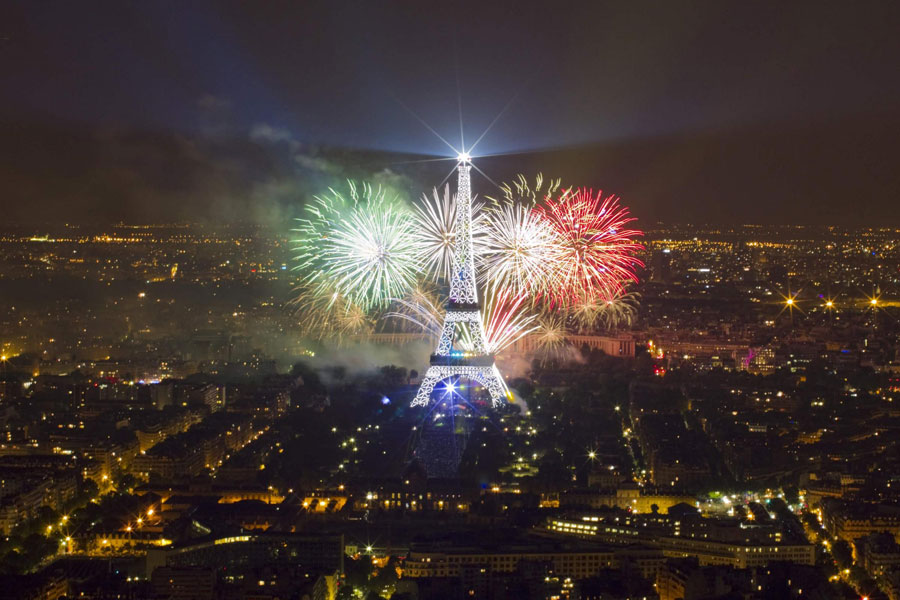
[381,396,391,405]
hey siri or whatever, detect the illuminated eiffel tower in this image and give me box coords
[411,154,509,408]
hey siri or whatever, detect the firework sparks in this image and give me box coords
[293,181,419,312]
[480,200,561,296]
[412,185,457,282]
[533,311,568,360]
[490,173,565,207]
[412,184,489,283]
[536,188,644,307]
[598,291,640,331]
[293,287,374,341]
[569,294,604,333]
[569,290,640,333]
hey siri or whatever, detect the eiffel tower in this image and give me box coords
[411,154,509,408]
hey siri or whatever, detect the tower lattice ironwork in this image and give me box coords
[411,157,508,408]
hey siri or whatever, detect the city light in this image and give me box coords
[2,5,897,598]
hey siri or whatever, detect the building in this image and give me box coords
[560,484,694,514]
[403,544,664,582]
[546,512,815,569]
[822,500,900,544]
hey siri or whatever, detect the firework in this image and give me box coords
[293,172,645,363]
[480,200,561,296]
[293,287,374,341]
[569,294,604,333]
[536,188,644,306]
[293,181,419,312]
[532,311,568,360]
[412,185,457,282]
[598,291,639,331]
[568,290,640,333]
[412,184,489,283]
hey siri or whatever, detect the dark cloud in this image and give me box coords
[0,119,419,229]
[1,108,898,228]
[2,0,899,227]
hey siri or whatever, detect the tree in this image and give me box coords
[831,539,852,569]
[371,556,399,593]
[116,473,138,492]
[379,365,408,388]
[343,555,373,591]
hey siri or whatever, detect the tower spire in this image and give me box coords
[412,156,508,408]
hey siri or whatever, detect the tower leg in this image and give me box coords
[471,365,508,408]
[412,367,444,407]
[412,365,508,409]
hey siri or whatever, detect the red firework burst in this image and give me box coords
[535,188,644,306]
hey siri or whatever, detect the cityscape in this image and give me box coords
[3,2,900,600]
[2,215,899,599]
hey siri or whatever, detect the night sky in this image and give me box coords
[2,1,899,227]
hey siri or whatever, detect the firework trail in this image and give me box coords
[384,286,535,354]
[480,287,538,353]
[384,286,445,339]
[489,173,565,207]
